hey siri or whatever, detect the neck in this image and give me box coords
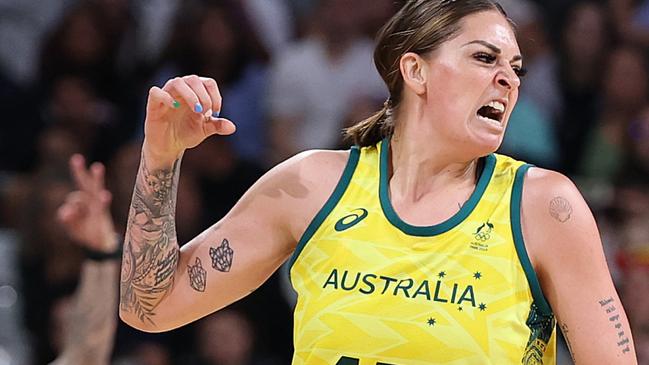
[389,107,479,203]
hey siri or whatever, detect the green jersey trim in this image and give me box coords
[510,164,553,316]
[378,138,496,237]
[289,146,361,274]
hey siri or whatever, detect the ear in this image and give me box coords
[400,52,427,96]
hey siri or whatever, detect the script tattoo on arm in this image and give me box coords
[120,156,181,325]
[599,297,632,355]
[549,196,572,223]
[210,239,234,272]
[560,323,577,364]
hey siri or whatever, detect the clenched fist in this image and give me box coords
[144,75,236,162]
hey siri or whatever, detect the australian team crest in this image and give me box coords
[470,221,494,251]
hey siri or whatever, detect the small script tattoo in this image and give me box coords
[549,196,572,223]
[188,257,207,292]
[599,297,631,354]
[560,323,577,364]
[210,239,234,272]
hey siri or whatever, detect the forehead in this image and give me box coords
[450,10,520,54]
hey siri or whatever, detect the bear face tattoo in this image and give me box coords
[210,239,234,272]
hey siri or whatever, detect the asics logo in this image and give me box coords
[334,208,368,232]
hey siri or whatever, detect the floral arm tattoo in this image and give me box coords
[120,155,181,325]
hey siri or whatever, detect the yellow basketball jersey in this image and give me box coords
[289,139,556,365]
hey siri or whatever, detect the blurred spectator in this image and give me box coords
[106,142,142,236]
[500,0,563,120]
[0,0,73,85]
[618,213,649,364]
[18,169,82,364]
[267,0,386,162]
[152,0,270,162]
[38,2,134,97]
[190,308,279,365]
[579,46,649,186]
[115,341,173,365]
[612,0,649,48]
[183,137,265,229]
[0,71,42,172]
[623,106,649,185]
[242,0,294,54]
[557,1,613,174]
[50,154,120,365]
[353,0,399,39]
[497,0,560,167]
[43,75,128,163]
[500,97,560,168]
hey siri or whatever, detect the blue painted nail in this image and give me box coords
[194,103,203,113]
[213,110,221,118]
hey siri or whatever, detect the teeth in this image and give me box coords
[478,115,501,125]
[484,101,505,113]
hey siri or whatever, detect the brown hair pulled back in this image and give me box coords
[345,0,511,146]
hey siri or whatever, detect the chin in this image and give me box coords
[463,130,505,158]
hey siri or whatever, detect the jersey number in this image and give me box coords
[337,356,395,365]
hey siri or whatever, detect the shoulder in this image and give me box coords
[520,167,583,208]
[518,167,601,272]
[271,148,351,185]
[258,149,353,240]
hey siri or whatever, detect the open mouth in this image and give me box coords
[476,101,505,124]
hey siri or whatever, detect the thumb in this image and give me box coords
[99,190,112,206]
[204,117,237,136]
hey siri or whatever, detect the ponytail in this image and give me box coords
[344,98,395,147]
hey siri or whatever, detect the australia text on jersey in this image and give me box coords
[322,268,480,308]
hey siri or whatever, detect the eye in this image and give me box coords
[473,52,496,64]
[512,66,528,78]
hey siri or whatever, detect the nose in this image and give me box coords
[495,68,521,90]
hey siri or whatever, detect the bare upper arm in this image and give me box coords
[144,149,350,331]
[521,167,637,364]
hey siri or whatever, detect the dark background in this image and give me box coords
[1,0,648,364]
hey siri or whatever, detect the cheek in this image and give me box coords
[427,63,485,114]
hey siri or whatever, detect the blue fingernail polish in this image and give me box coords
[213,110,221,118]
[194,103,203,113]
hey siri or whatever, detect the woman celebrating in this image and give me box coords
[119,1,637,363]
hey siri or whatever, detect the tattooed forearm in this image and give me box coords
[188,257,207,292]
[560,323,577,364]
[599,297,632,354]
[210,238,234,272]
[120,155,181,325]
[549,196,572,223]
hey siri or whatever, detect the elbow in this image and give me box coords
[118,308,172,334]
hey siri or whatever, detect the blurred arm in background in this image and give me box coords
[50,154,119,365]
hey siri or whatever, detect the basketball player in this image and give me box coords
[119,1,638,363]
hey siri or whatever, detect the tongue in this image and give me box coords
[477,106,499,121]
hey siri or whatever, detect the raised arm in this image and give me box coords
[522,168,638,364]
[119,75,348,332]
[52,155,119,365]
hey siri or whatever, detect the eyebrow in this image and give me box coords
[463,40,523,62]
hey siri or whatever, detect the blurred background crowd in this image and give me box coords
[0,0,648,364]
